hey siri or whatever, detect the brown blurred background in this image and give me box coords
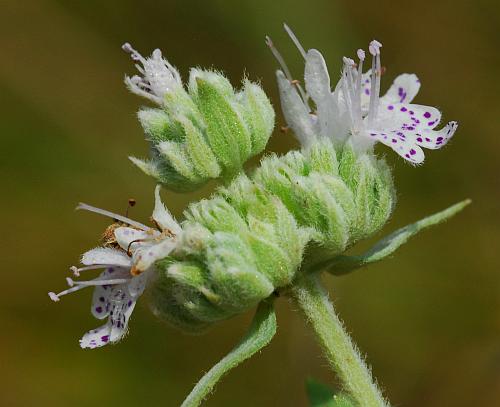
[1,0,499,406]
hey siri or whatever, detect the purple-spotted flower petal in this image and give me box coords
[268,25,458,164]
[49,186,180,349]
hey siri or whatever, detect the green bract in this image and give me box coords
[130,70,274,191]
[151,140,395,331]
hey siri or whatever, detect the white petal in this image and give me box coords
[381,73,421,105]
[376,103,442,132]
[109,291,137,342]
[127,272,150,298]
[91,267,130,319]
[79,322,112,349]
[81,248,131,267]
[304,50,348,141]
[304,49,331,103]
[276,70,316,147]
[131,239,175,275]
[365,129,425,164]
[114,227,151,252]
[415,121,458,150]
[152,185,182,234]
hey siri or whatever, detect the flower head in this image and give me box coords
[49,186,180,349]
[123,42,182,105]
[123,44,275,192]
[268,25,458,164]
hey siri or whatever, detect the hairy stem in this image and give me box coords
[289,275,389,407]
[181,300,277,407]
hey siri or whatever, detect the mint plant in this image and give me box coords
[49,25,469,407]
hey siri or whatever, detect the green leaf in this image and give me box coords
[322,199,471,275]
[181,300,277,407]
[306,378,355,407]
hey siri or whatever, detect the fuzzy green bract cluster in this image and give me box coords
[151,139,395,332]
[131,69,274,191]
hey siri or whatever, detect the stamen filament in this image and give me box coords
[367,40,382,126]
[48,285,86,301]
[70,265,109,276]
[265,35,293,81]
[76,203,149,231]
[265,35,310,106]
[284,23,307,59]
[72,278,129,287]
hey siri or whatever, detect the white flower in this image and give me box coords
[122,42,182,105]
[49,186,181,349]
[268,25,458,164]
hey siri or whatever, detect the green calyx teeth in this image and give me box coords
[131,69,275,192]
[153,141,396,333]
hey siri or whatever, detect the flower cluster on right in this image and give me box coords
[269,25,457,164]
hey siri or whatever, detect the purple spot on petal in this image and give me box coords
[101,335,109,343]
[392,139,397,143]
[388,105,394,110]
[400,107,407,112]
[95,306,103,313]
[410,149,416,155]
[417,137,423,142]
[424,112,432,118]
[364,88,370,95]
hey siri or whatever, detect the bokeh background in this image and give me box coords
[2,0,499,406]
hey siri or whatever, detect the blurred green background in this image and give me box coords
[1,0,499,406]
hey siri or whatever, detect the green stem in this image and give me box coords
[181,300,277,407]
[289,275,389,407]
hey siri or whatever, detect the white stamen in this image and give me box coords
[66,277,74,287]
[342,57,355,66]
[70,264,127,277]
[72,278,129,287]
[266,35,310,107]
[368,40,382,56]
[284,23,307,59]
[48,285,87,301]
[367,40,382,125]
[341,63,354,125]
[122,42,145,63]
[76,203,150,231]
[356,52,364,92]
[265,35,293,81]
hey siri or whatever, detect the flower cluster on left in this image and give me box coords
[49,186,181,348]
[123,43,275,191]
